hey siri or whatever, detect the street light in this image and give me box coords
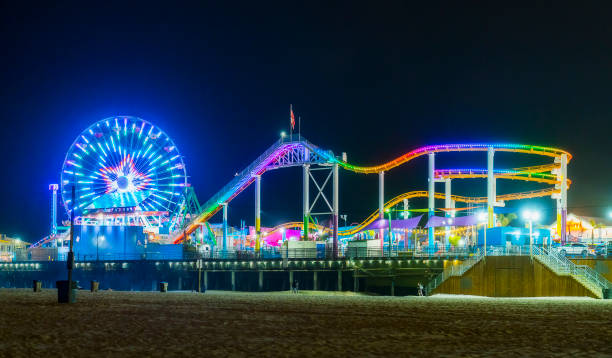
[608,211,612,219]
[477,211,488,255]
[280,131,286,140]
[522,209,541,257]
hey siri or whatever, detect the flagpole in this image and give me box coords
[290,104,293,141]
[298,116,301,139]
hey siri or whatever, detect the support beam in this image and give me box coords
[258,271,264,291]
[303,164,310,240]
[487,147,495,228]
[313,271,318,291]
[444,179,451,250]
[254,175,261,252]
[337,270,342,291]
[222,203,228,251]
[428,153,435,251]
[289,270,294,291]
[560,153,568,245]
[403,198,409,249]
[353,270,358,292]
[231,271,236,291]
[332,162,339,257]
[203,270,208,291]
[379,171,385,250]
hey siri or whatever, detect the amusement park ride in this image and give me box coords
[30,116,571,257]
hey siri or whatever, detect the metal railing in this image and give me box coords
[532,246,610,297]
[425,245,611,297]
[426,247,485,294]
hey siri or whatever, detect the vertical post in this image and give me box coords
[428,153,435,252]
[313,271,318,290]
[203,270,208,291]
[487,147,495,229]
[258,270,264,291]
[379,171,385,251]
[560,154,568,245]
[66,185,75,303]
[231,271,236,291]
[337,270,342,291]
[529,220,533,258]
[353,269,358,292]
[222,203,228,252]
[333,162,339,258]
[49,184,58,237]
[444,179,451,251]
[255,175,261,252]
[403,198,409,249]
[289,270,294,291]
[303,164,310,240]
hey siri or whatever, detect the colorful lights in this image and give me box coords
[61,116,187,216]
[174,138,571,243]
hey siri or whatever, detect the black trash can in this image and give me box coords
[56,280,78,303]
[159,281,168,292]
[33,280,42,292]
[91,280,99,293]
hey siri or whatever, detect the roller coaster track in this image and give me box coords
[337,188,559,237]
[173,136,570,243]
[434,168,571,186]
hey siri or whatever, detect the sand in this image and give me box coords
[0,289,611,357]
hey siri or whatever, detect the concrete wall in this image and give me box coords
[433,256,597,298]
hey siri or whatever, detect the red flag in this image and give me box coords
[290,104,295,130]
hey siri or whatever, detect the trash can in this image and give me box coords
[91,280,99,293]
[56,280,78,303]
[159,281,168,292]
[33,280,42,292]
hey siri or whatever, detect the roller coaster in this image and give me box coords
[173,135,571,250]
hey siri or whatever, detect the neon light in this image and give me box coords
[61,116,187,216]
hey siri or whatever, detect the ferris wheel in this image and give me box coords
[61,116,187,217]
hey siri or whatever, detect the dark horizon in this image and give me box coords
[1,2,611,241]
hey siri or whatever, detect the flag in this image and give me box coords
[290,104,295,130]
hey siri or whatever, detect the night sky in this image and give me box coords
[1,2,611,241]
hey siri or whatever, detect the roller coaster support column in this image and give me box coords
[333,162,339,258]
[303,164,310,240]
[255,175,261,252]
[444,179,451,250]
[379,171,385,250]
[487,147,496,229]
[222,203,228,251]
[560,153,568,245]
[428,153,435,252]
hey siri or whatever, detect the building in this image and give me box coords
[0,235,30,262]
[549,213,612,243]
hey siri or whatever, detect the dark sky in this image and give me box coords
[1,2,611,241]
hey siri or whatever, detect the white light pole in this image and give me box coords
[477,211,488,256]
[522,209,541,257]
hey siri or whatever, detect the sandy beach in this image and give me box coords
[0,289,610,357]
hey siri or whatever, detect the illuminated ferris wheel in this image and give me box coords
[61,116,187,217]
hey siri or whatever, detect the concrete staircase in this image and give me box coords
[532,246,610,299]
[426,248,485,294]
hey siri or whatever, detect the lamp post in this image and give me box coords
[477,211,488,256]
[522,209,541,258]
